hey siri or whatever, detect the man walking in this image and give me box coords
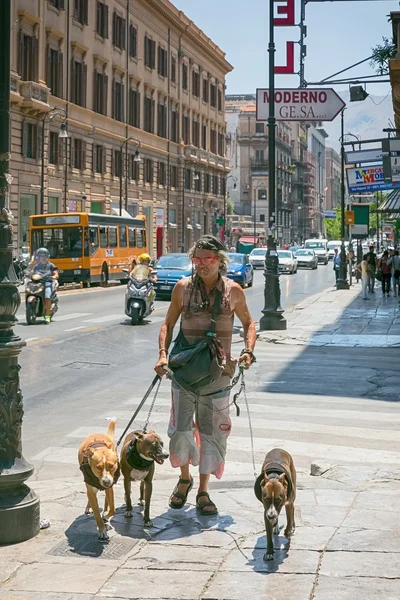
[356,254,370,300]
[154,235,256,515]
[379,250,392,296]
[333,247,341,283]
[366,245,377,293]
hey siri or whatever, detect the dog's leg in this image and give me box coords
[138,480,145,507]
[104,487,116,521]
[124,476,133,518]
[273,519,280,536]
[84,502,92,515]
[86,484,109,541]
[143,479,153,528]
[263,514,274,561]
[284,503,295,538]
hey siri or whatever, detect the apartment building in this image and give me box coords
[325,147,341,211]
[10,0,232,255]
[308,125,328,237]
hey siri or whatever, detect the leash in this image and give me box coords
[116,375,161,447]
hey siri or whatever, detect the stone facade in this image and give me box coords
[325,147,341,212]
[10,0,232,256]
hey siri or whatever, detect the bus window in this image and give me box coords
[99,226,108,247]
[86,226,98,256]
[137,229,145,248]
[128,226,136,247]
[119,226,127,248]
[109,226,117,248]
[32,227,83,258]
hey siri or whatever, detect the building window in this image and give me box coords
[73,0,88,25]
[203,78,209,103]
[202,124,207,150]
[171,56,176,82]
[158,46,168,77]
[49,0,65,8]
[112,12,126,50]
[170,165,178,188]
[212,175,219,195]
[182,63,188,90]
[258,188,266,200]
[192,71,200,97]
[70,60,87,107]
[210,83,216,108]
[129,154,139,180]
[96,1,108,37]
[194,171,201,192]
[260,214,265,222]
[185,168,192,190]
[158,102,167,138]
[221,177,226,197]
[144,95,155,133]
[210,128,217,154]
[182,115,190,145]
[92,144,105,174]
[46,46,63,98]
[255,149,265,164]
[144,36,156,69]
[192,119,200,147]
[111,149,122,177]
[171,109,178,143]
[218,132,224,156]
[204,173,211,193]
[21,122,39,159]
[94,71,108,115]
[18,32,38,81]
[218,88,222,111]
[144,158,154,184]
[158,162,166,185]
[129,24,137,58]
[49,131,63,165]
[71,138,86,170]
[256,122,264,134]
[128,88,140,128]
[112,79,124,122]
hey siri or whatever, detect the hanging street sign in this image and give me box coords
[345,210,355,225]
[256,88,346,122]
[323,210,337,219]
[345,148,383,164]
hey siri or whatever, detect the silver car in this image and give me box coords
[278,250,298,274]
[295,249,318,270]
[249,248,267,269]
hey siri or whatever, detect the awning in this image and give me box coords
[239,236,259,244]
[111,205,133,219]
[378,188,400,213]
[168,222,177,228]
[195,223,201,230]
[186,224,193,230]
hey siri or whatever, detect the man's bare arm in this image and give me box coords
[231,284,256,368]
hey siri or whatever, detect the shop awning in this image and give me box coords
[378,188,400,214]
[186,224,193,230]
[195,223,202,230]
[239,236,259,244]
[168,222,177,228]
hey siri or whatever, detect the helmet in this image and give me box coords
[139,253,151,263]
[36,248,50,259]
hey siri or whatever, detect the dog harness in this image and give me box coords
[126,439,154,471]
[254,462,293,503]
[79,440,120,490]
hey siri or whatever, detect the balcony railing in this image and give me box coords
[184,144,198,159]
[250,158,268,170]
[20,81,50,106]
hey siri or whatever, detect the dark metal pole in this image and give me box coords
[64,0,70,212]
[253,191,256,248]
[40,115,46,213]
[223,190,226,243]
[181,163,185,252]
[260,0,286,331]
[0,0,40,544]
[337,108,349,289]
[119,141,124,216]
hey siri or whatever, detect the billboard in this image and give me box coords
[346,165,395,193]
[382,138,400,183]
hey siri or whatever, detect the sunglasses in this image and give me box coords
[191,256,218,265]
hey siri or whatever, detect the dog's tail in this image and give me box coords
[106,418,117,441]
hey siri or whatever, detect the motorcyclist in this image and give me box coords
[130,253,156,282]
[30,248,59,323]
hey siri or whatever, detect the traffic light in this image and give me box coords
[349,86,369,102]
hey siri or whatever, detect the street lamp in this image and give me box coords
[119,137,141,216]
[337,109,350,290]
[40,107,68,214]
[223,175,237,243]
[254,185,266,249]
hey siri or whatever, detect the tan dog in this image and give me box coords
[120,430,169,527]
[254,448,296,561]
[78,419,120,540]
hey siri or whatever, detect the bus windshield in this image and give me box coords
[32,227,84,259]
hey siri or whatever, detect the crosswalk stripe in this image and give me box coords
[83,314,124,324]
[53,312,92,322]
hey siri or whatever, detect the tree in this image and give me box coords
[370,36,396,75]
[227,196,234,215]
[324,205,341,240]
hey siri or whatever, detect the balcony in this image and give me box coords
[184,144,199,160]
[250,158,268,172]
[238,131,268,142]
[20,81,50,114]
[10,72,22,105]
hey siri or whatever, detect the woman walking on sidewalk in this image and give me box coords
[378,250,392,297]
[389,250,400,297]
[356,254,370,300]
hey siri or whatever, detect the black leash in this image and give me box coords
[116,374,161,447]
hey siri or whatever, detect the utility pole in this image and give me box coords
[337,109,349,289]
[260,0,286,331]
[0,0,40,544]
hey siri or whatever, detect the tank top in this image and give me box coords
[180,275,236,378]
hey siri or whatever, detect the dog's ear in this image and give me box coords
[262,474,269,485]
[133,431,145,441]
[279,474,288,487]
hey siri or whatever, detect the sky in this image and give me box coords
[174,0,399,98]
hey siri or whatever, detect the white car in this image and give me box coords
[278,250,298,274]
[249,248,267,269]
[295,249,318,269]
[304,239,329,264]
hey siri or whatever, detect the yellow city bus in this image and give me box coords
[29,212,148,286]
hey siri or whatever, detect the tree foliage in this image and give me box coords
[324,205,341,240]
[227,196,234,215]
[370,37,396,75]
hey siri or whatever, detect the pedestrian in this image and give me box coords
[154,234,256,515]
[389,250,400,296]
[333,247,341,282]
[366,245,377,293]
[356,254,370,300]
[378,250,392,296]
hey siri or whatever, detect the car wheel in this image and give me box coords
[242,277,246,288]
[248,276,253,287]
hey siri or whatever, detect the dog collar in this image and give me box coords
[254,463,293,503]
[126,439,154,471]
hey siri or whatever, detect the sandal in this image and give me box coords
[196,492,218,516]
[169,476,193,509]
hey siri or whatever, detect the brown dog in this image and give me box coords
[254,448,296,561]
[120,430,169,527]
[78,419,120,540]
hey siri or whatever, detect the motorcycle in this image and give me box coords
[13,253,29,282]
[25,272,59,325]
[123,269,155,325]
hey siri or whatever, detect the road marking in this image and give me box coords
[64,325,88,332]
[27,337,54,346]
[52,312,92,322]
[25,337,39,343]
[83,314,123,324]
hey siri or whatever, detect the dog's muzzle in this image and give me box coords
[100,475,114,488]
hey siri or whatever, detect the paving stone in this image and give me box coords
[220,548,318,574]
[0,594,95,600]
[314,575,400,600]
[203,572,315,600]
[0,561,22,584]
[328,527,400,553]
[352,488,399,513]
[297,505,348,527]
[97,568,212,599]
[125,543,227,570]
[152,523,235,547]
[320,550,400,578]
[342,507,400,531]
[3,563,117,595]
[241,526,337,552]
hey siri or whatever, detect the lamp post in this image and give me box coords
[0,0,40,544]
[119,137,141,216]
[40,107,68,214]
[259,0,286,331]
[253,185,266,248]
[223,175,237,244]
[337,109,349,290]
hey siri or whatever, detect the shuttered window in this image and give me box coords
[46,46,63,98]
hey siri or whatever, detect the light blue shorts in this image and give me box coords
[44,281,53,299]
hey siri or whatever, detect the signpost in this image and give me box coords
[351,204,369,240]
[346,165,395,193]
[256,88,345,122]
[323,210,337,219]
[345,210,355,225]
[382,138,400,184]
[345,148,383,164]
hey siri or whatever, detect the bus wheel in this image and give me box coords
[101,264,109,286]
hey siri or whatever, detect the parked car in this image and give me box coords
[295,249,318,269]
[304,239,329,264]
[226,253,254,288]
[249,248,267,269]
[154,253,192,297]
[278,250,298,274]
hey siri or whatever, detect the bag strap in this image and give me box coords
[208,290,221,337]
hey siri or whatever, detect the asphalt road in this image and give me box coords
[17,264,334,462]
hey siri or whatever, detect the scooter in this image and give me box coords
[123,269,155,325]
[25,272,59,325]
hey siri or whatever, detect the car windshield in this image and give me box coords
[278,251,292,259]
[156,255,191,270]
[327,241,341,250]
[296,250,312,256]
[251,249,266,256]
[305,242,324,249]
[228,253,244,266]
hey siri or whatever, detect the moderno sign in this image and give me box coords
[256,88,345,122]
